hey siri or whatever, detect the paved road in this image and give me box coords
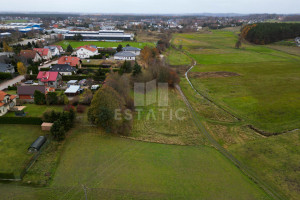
[38,60,58,70]
[0,75,24,90]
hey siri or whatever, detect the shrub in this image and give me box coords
[77,104,86,113]
[34,90,46,105]
[46,92,58,105]
[0,72,12,80]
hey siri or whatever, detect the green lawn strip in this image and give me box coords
[0,125,44,176]
[4,104,63,118]
[165,48,192,66]
[56,40,155,49]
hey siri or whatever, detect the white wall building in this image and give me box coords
[114,51,136,61]
[73,46,98,59]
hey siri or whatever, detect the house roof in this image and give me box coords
[65,85,80,94]
[20,50,40,59]
[50,64,76,73]
[0,63,14,72]
[37,71,59,82]
[123,46,141,51]
[76,45,97,52]
[67,80,78,84]
[58,56,80,67]
[0,90,16,102]
[34,48,50,56]
[50,45,63,51]
[114,51,136,57]
[17,85,46,95]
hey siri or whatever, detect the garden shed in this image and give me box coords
[41,122,53,131]
[28,136,47,152]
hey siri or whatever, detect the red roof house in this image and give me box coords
[0,90,17,116]
[37,71,62,88]
[58,56,81,67]
[34,48,52,60]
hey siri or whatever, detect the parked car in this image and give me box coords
[24,80,34,84]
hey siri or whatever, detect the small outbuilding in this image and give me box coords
[41,122,53,131]
[65,85,81,96]
[67,80,78,87]
[28,136,47,152]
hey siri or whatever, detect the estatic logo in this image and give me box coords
[134,80,169,107]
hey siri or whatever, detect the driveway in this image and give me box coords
[0,75,25,90]
[38,60,58,70]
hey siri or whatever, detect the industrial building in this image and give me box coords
[64,30,133,41]
[0,23,43,33]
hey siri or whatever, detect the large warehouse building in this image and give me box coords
[64,30,133,41]
[0,23,43,32]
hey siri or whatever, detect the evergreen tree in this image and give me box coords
[66,44,73,53]
[132,61,142,76]
[116,44,123,52]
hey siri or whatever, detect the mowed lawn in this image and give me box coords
[50,129,270,200]
[0,125,43,176]
[173,30,300,132]
[56,40,155,49]
[4,104,63,117]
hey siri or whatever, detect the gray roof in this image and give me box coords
[65,85,80,94]
[114,51,136,57]
[50,64,76,73]
[123,46,141,51]
[0,63,14,72]
[17,85,46,95]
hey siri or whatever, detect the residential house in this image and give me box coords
[17,85,46,102]
[0,63,15,73]
[37,71,62,88]
[295,37,300,46]
[122,46,141,55]
[34,48,52,60]
[0,90,17,116]
[114,51,136,61]
[20,50,42,62]
[44,46,60,57]
[49,64,76,76]
[58,56,81,68]
[74,45,98,59]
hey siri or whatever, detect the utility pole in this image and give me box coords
[82,184,88,200]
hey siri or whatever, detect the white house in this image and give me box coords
[114,51,136,61]
[295,37,300,46]
[0,91,17,116]
[44,46,60,57]
[73,45,98,59]
[122,46,141,55]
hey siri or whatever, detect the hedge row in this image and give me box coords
[62,75,106,81]
[0,117,42,125]
[40,68,50,71]
[0,72,12,80]
[0,172,16,180]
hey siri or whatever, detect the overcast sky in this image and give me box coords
[1,0,299,14]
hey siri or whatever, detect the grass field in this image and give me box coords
[50,128,269,200]
[173,30,300,199]
[172,30,300,133]
[165,48,192,66]
[4,104,63,117]
[130,87,207,145]
[56,40,155,50]
[0,125,44,177]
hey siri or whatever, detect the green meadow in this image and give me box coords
[171,30,300,133]
[56,40,155,49]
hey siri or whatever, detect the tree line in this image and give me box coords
[241,23,300,44]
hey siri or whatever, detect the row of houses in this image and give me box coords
[20,45,64,62]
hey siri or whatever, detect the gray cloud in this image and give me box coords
[1,0,299,14]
